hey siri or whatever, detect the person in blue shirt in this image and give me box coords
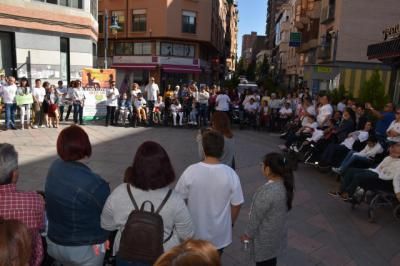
[365,102,395,145]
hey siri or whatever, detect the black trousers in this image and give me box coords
[106,106,116,125]
[256,257,277,266]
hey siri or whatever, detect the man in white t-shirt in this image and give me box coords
[32,79,46,128]
[144,77,159,126]
[215,90,231,112]
[317,95,333,127]
[175,130,244,252]
[3,76,18,130]
[386,107,400,143]
[105,80,120,127]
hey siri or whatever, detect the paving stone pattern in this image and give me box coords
[1,124,399,266]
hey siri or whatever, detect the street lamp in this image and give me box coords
[103,10,121,69]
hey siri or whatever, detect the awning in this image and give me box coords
[367,38,400,60]
[162,64,201,73]
[111,63,157,69]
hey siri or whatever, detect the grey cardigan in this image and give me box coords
[245,180,288,262]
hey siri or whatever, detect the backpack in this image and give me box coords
[117,184,173,263]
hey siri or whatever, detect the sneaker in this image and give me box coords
[33,125,38,129]
[40,125,45,128]
[328,191,342,198]
[332,167,341,174]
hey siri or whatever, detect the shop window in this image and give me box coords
[112,11,125,33]
[182,11,196,34]
[132,9,147,32]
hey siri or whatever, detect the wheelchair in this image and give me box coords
[351,187,400,223]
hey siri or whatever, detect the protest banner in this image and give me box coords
[81,68,116,88]
[16,94,34,106]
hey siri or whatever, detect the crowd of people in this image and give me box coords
[0,111,294,266]
[0,75,86,130]
[273,91,400,206]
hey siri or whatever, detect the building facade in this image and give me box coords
[225,0,238,78]
[241,32,266,68]
[0,0,98,84]
[304,0,397,96]
[98,0,234,90]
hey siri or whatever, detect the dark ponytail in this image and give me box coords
[263,153,295,211]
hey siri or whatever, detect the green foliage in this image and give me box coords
[327,84,347,105]
[359,70,388,110]
[256,55,269,81]
[236,58,246,76]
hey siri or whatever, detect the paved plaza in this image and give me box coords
[1,124,400,266]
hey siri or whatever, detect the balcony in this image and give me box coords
[320,4,335,24]
[281,21,291,32]
[299,38,319,53]
[317,46,332,60]
[306,1,321,19]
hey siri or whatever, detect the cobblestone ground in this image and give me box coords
[1,123,400,266]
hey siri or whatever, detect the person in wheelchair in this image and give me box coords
[243,97,259,128]
[278,101,293,132]
[133,93,147,125]
[281,115,317,150]
[329,143,400,202]
[153,96,165,125]
[171,98,184,127]
[116,92,132,126]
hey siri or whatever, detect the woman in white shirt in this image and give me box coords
[101,141,193,265]
[386,108,400,143]
[17,77,33,130]
[170,99,184,126]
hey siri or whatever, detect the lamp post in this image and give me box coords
[104,10,120,69]
[104,10,108,69]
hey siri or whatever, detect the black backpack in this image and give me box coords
[117,184,173,263]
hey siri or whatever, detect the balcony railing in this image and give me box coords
[317,46,332,60]
[320,4,335,24]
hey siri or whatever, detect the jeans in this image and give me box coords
[106,106,116,125]
[46,238,105,266]
[340,168,379,196]
[65,105,73,120]
[5,103,17,128]
[116,257,151,266]
[320,144,350,167]
[147,100,155,125]
[338,152,372,173]
[73,104,83,124]
[199,103,208,126]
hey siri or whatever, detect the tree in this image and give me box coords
[256,55,269,81]
[359,70,388,110]
[246,61,256,81]
[236,57,246,76]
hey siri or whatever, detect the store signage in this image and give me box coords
[383,23,400,41]
[316,66,332,73]
[289,32,302,47]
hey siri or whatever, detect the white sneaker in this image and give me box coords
[40,125,45,128]
[332,167,341,174]
[33,125,38,129]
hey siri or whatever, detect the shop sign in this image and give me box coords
[289,32,302,47]
[383,23,400,41]
[316,66,332,73]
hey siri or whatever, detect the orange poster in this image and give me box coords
[81,68,116,88]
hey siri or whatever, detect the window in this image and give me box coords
[134,43,151,55]
[98,13,104,33]
[33,0,82,9]
[90,0,97,20]
[60,0,68,6]
[112,11,125,33]
[71,0,83,9]
[182,11,196,34]
[132,9,147,32]
[160,42,195,58]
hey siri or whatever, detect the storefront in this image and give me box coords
[367,23,400,104]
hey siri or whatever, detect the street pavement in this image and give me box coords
[1,123,400,266]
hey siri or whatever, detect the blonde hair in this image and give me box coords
[154,239,221,266]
